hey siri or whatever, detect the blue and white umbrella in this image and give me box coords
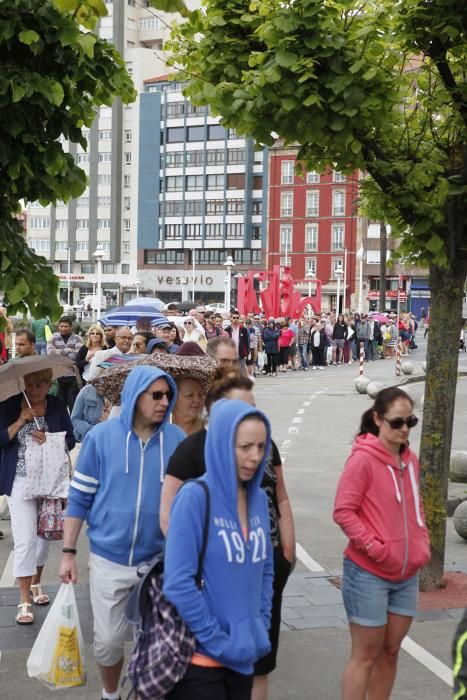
[125,297,164,310]
[100,305,165,327]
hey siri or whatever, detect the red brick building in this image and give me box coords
[267,144,361,312]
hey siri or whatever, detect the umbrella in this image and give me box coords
[125,297,164,310]
[89,353,217,406]
[0,355,77,403]
[100,305,165,327]
[172,301,196,313]
[368,312,389,323]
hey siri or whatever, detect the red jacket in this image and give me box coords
[333,433,430,581]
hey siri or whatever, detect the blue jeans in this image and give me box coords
[35,340,47,355]
[298,343,309,368]
[342,557,419,627]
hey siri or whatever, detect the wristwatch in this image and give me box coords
[62,547,77,554]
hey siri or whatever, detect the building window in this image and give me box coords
[228,149,246,164]
[125,130,132,142]
[281,160,294,185]
[164,224,183,239]
[206,200,225,215]
[161,200,183,217]
[97,219,111,229]
[121,263,130,273]
[186,175,204,191]
[185,200,203,215]
[165,176,184,192]
[306,190,319,217]
[253,175,263,190]
[280,224,292,253]
[206,174,224,190]
[97,241,111,251]
[99,130,112,140]
[185,151,205,166]
[205,223,223,238]
[165,102,185,119]
[76,219,89,229]
[81,263,95,273]
[123,174,131,187]
[103,263,116,273]
[185,223,203,239]
[206,149,224,164]
[226,223,244,238]
[333,190,345,216]
[208,124,226,141]
[125,152,132,165]
[333,171,346,182]
[55,241,68,251]
[280,192,293,217]
[306,171,320,184]
[252,225,261,240]
[76,241,88,251]
[187,125,205,142]
[305,223,318,251]
[98,152,112,162]
[332,223,345,250]
[77,196,89,207]
[227,173,245,190]
[124,197,131,210]
[98,196,112,206]
[99,174,112,185]
[252,200,262,215]
[55,219,68,230]
[77,153,91,164]
[59,262,72,273]
[228,128,238,139]
[123,219,130,232]
[28,239,50,252]
[226,199,244,214]
[166,127,185,143]
[144,249,185,265]
[332,258,344,278]
[123,241,130,253]
[305,258,317,277]
[29,216,50,229]
[165,152,184,168]
[186,102,207,116]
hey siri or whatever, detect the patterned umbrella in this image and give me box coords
[89,353,217,405]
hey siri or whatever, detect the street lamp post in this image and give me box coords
[191,250,196,303]
[335,264,344,316]
[92,279,96,322]
[357,246,365,313]
[92,244,105,321]
[306,268,315,298]
[135,279,140,299]
[223,255,236,311]
[67,245,71,306]
[180,277,188,302]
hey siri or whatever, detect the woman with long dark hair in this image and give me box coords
[333,387,430,700]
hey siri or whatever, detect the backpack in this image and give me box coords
[123,481,210,700]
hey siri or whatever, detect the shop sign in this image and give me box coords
[368,290,407,300]
[58,275,85,280]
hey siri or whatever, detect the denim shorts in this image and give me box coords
[342,557,419,627]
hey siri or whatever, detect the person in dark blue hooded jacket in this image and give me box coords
[164,399,274,700]
[59,365,185,700]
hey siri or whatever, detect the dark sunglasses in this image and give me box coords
[184,321,193,325]
[383,415,418,430]
[146,390,172,402]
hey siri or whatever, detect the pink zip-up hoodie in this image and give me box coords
[333,433,431,581]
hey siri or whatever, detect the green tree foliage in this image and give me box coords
[0,0,136,319]
[168,0,466,587]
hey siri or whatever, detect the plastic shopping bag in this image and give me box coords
[27,583,86,688]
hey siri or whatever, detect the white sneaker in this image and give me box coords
[312,366,317,370]
[318,366,323,370]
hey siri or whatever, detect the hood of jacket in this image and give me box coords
[350,433,411,468]
[119,365,178,433]
[205,399,271,504]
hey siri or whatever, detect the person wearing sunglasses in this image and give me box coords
[75,324,107,382]
[333,387,430,700]
[60,366,185,700]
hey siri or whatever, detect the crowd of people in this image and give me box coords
[1,301,463,700]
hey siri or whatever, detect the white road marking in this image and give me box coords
[288,426,299,434]
[295,543,325,573]
[297,408,305,415]
[281,440,292,449]
[0,551,15,588]
[401,636,452,687]
[292,417,302,424]
[296,543,453,687]
[302,401,311,407]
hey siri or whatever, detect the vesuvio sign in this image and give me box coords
[138,269,227,291]
[154,274,214,286]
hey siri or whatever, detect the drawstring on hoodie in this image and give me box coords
[125,431,131,474]
[160,431,164,483]
[386,462,424,527]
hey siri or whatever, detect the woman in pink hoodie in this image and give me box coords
[333,387,430,700]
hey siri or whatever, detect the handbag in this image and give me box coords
[123,481,210,700]
[37,498,65,541]
[23,432,71,500]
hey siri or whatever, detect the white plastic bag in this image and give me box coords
[27,583,86,688]
[257,351,266,371]
[22,432,71,499]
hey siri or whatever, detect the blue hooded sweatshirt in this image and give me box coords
[66,366,185,566]
[163,399,274,675]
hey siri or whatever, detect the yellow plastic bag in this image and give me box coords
[44,324,53,342]
[27,583,86,688]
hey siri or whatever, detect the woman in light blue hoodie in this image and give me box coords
[164,399,274,700]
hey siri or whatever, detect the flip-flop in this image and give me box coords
[30,584,50,606]
[16,602,34,625]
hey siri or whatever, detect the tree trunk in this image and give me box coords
[419,261,465,590]
[379,222,387,312]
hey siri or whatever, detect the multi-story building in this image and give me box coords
[25,2,176,305]
[267,144,360,312]
[135,76,267,304]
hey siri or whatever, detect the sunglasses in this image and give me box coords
[383,415,418,430]
[146,390,172,402]
[184,321,193,326]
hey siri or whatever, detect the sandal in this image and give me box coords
[30,583,50,606]
[16,602,34,625]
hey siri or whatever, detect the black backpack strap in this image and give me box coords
[194,480,210,590]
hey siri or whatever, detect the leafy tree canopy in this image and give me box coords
[168,0,466,269]
[0,0,136,320]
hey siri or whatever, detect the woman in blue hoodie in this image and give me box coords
[164,399,274,700]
